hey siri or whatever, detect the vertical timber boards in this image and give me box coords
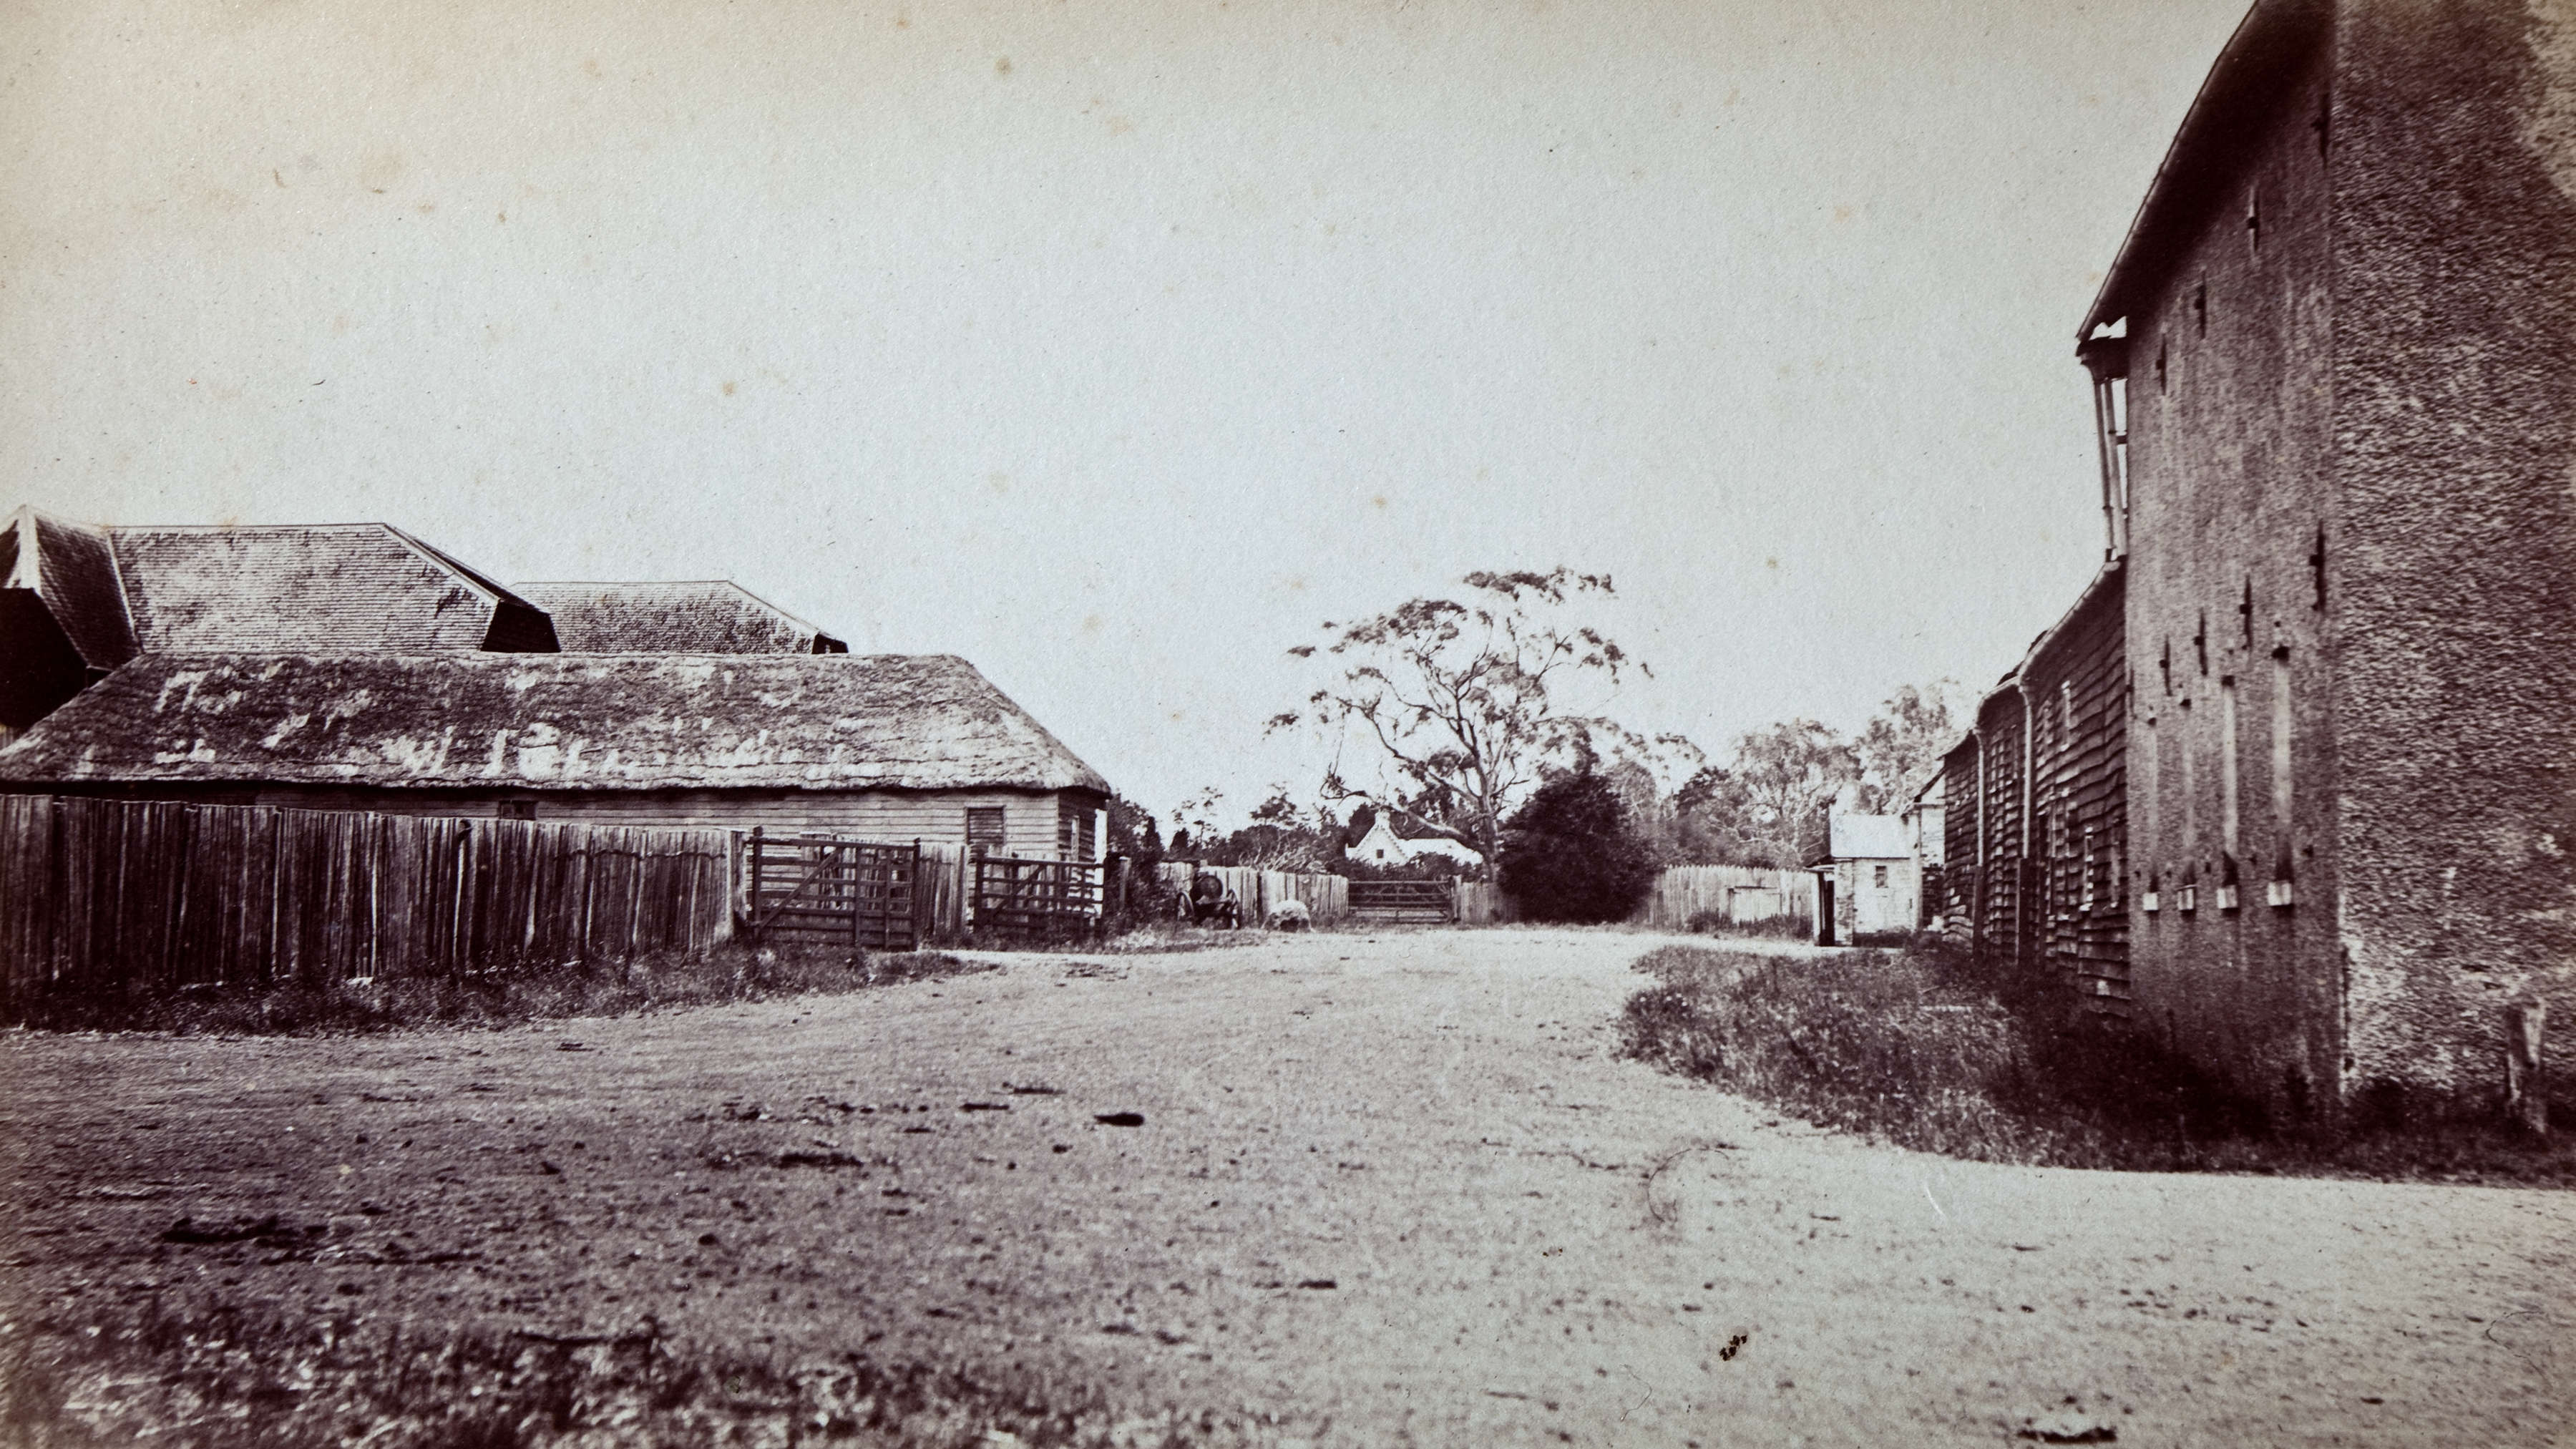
[0,795,731,1012]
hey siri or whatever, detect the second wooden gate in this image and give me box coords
[972,855,1103,943]
[744,831,920,951]
[1347,878,1456,924]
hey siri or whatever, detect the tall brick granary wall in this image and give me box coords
[2325,0,2576,1112]
[2121,31,2343,1119]
[1928,0,2576,1126]
[2117,0,2576,1121]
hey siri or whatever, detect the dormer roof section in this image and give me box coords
[3,507,137,670]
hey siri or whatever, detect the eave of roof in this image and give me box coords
[2077,0,2332,343]
[0,651,1111,795]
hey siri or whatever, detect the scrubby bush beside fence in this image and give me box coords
[5,940,986,1036]
[1620,942,2576,1183]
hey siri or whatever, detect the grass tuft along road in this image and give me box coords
[3,930,2569,1445]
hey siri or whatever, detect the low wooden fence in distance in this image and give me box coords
[1455,881,1516,924]
[0,794,730,1011]
[1631,864,1817,932]
[1152,863,1350,927]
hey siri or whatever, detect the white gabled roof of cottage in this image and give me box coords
[1826,813,1911,860]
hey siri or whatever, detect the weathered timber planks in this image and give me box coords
[0,795,731,1013]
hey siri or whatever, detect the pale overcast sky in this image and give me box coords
[1,0,2247,824]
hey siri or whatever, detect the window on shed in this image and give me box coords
[966,806,1006,856]
[1873,864,1889,889]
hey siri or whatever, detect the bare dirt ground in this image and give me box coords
[4,928,2570,1446]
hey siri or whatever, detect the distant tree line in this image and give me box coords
[1118,567,1964,917]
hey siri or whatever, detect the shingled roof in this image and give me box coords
[107,524,557,653]
[0,652,1110,794]
[516,581,848,654]
[4,509,138,670]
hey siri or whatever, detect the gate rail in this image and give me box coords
[1347,878,1457,923]
[972,855,1104,943]
[744,830,921,951]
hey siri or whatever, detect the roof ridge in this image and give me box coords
[105,520,401,534]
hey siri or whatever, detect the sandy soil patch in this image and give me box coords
[2,928,2568,1444]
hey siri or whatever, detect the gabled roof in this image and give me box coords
[105,524,557,654]
[0,652,1110,794]
[3,509,137,670]
[2078,0,2331,341]
[1354,809,1482,856]
[1383,811,1448,842]
[517,581,847,654]
[1825,813,1911,860]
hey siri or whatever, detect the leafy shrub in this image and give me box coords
[1682,908,1808,941]
[1497,773,1659,924]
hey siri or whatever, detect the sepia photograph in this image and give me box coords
[1,0,2570,1443]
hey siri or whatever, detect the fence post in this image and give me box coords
[746,827,763,950]
[860,840,881,954]
[2507,1002,2547,1137]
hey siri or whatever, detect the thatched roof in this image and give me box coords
[105,523,557,653]
[0,652,1109,794]
[517,581,847,654]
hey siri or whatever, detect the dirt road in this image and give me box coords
[4,929,2569,1445]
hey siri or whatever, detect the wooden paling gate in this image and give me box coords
[0,794,730,1013]
[743,831,921,952]
[1347,878,1456,924]
[972,855,1103,943]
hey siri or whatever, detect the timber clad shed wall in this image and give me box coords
[2023,567,2128,1012]
[1938,736,1980,954]
[1974,683,2031,967]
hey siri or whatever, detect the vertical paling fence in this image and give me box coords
[1149,862,1352,926]
[971,854,1105,944]
[1630,864,1819,932]
[0,794,732,1016]
[741,829,923,952]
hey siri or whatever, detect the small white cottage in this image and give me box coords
[1345,809,1485,869]
[1812,813,1919,945]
